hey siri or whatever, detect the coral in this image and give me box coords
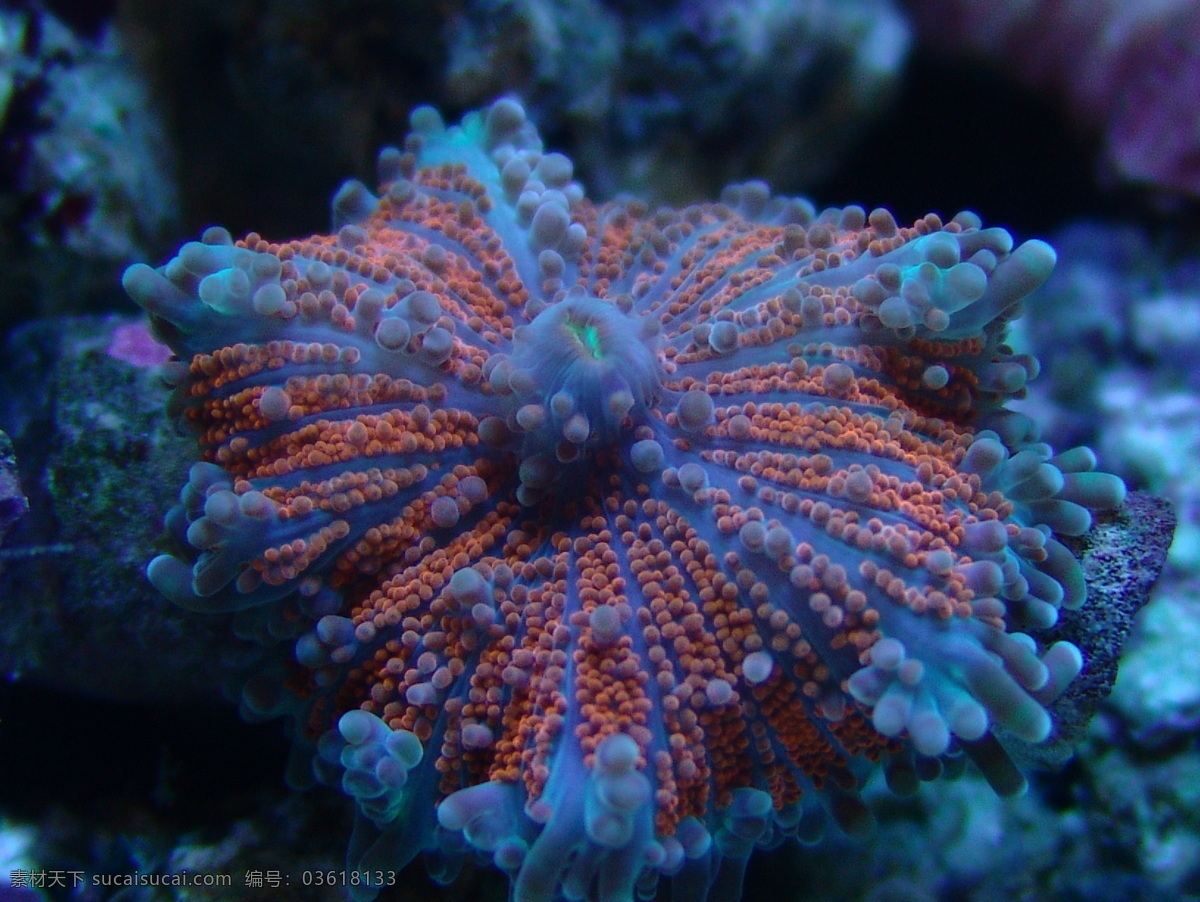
[1110,578,1200,746]
[1005,224,1152,452]
[115,0,905,242]
[1078,716,1200,894]
[0,316,259,701]
[0,430,27,550]
[1008,223,1200,570]
[904,0,1200,198]
[0,818,44,902]
[0,3,177,327]
[1033,493,1176,762]
[1095,379,1200,571]
[125,99,1130,902]
[105,320,172,367]
[444,0,909,200]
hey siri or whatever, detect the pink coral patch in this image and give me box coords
[107,321,172,367]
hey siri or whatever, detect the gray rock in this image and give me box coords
[0,429,28,548]
[0,315,258,701]
[1018,492,1177,768]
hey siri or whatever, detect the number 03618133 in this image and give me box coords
[300,870,399,888]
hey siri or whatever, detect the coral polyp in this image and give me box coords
[124,98,1126,901]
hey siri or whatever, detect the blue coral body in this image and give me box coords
[123,99,1125,902]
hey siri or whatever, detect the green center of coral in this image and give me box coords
[568,318,604,359]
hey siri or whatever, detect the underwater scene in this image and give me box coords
[0,1,1195,901]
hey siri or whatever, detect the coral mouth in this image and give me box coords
[488,293,664,501]
[564,314,604,360]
